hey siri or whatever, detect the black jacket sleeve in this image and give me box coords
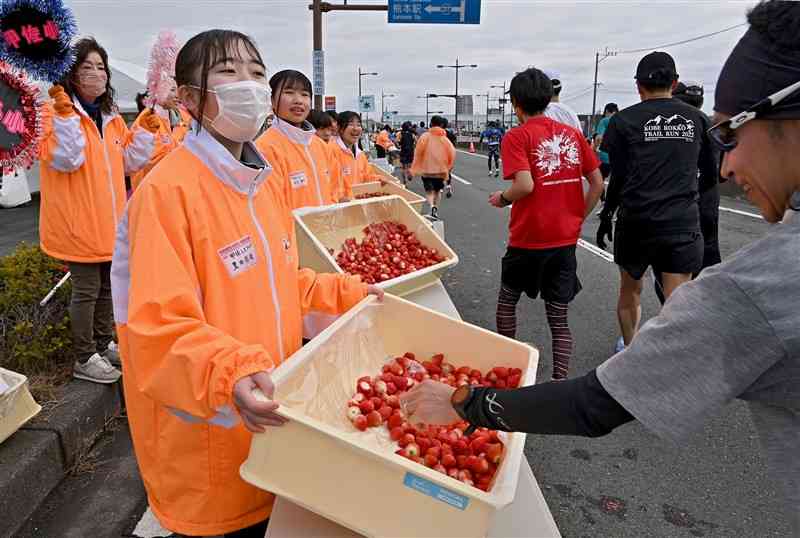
[600,116,626,218]
[462,370,634,438]
[697,114,720,194]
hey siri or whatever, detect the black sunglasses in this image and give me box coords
[708,79,800,152]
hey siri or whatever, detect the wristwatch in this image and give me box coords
[499,192,512,206]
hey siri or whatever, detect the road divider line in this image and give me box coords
[450,173,472,185]
[577,238,615,263]
[719,206,762,220]
[456,149,487,158]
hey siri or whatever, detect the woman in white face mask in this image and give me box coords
[110,30,382,537]
[255,69,344,207]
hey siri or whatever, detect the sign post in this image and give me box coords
[388,0,481,24]
[312,50,325,99]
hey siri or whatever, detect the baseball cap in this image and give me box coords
[543,69,561,91]
[675,80,703,97]
[635,51,678,83]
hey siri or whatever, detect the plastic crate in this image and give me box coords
[368,164,402,184]
[0,368,42,445]
[293,196,458,297]
[352,181,425,213]
[240,294,539,538]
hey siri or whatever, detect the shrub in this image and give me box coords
[0,243,73,377]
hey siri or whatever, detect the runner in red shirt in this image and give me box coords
[489,67,604,380]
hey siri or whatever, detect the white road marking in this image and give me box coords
[450,173,472,185]
[456,149,487,158]
[577,238,615,263]
[719,206,762,220]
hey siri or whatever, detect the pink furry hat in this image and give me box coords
[146,30,179,107]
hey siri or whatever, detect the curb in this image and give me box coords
[0,378,123,538]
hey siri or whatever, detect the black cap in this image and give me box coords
[674,81,703,97]
[635,51,678,83]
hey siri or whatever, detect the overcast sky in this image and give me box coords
[68,0,756,117]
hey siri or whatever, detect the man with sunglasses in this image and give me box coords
[597,51,718,353]
[400,1,799,531]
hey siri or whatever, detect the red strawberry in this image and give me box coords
[495,379,508,389]
[388,414,404,429]
[347,407,362,421]
[441,453,457,468]
[357,380,373,397]
[507,373,522,388]
[366,411,382,427]
[457,469,473,482]
[433,464,448,475]
[386,382,398,395]
[403,352,416,360]
[386,394,400,409]
[426,446,442,459]
[390,427,404,441]
[378,405,393,420]
[358,400,375,414]
[470,436,489,455]
[431,353,445,365]
[447,468,459,479]
[374,380,388,394]
[492,367,509,379]
[486,443,503,464]
[466,455,480,471]
[354,415,368,431]
[456,455,468,468]
[416,437,432,454]
[399,433,416,448]
[457,366,472,376]
[473,457,490,474]
[424,453,438,467]
[370,396,383,408]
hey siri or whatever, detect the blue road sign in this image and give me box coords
[388,0,481,25]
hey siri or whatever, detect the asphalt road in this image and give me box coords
[4,152,788,537]
[405,148,786,537]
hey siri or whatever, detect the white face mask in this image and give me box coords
[202,80,271,142]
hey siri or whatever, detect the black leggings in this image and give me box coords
[487,146,500,170]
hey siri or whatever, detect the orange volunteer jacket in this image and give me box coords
[130,106,194,191]
[111,126,367,536]
[330,136,375,199]
[39,99,155,263]
[255,117,338,209]
[410,126,456,179]
[376,129,392,151]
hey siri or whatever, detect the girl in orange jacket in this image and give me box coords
[111,29,380,537]
[39,37,158,385]
[130,80,194,191]
[255,70,341,208]
[328,110,379,200]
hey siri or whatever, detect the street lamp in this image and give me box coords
[381,89,396,125]
[417,93,441,126]
[358,67,378,131]
[437,58,477,133]
[490,83,506,129]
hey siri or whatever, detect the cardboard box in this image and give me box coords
[293,196,457,297]
[241,294,539,538]
[0,368,42,445]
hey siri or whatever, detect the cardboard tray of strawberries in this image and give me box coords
[352,181,425,213]
[240,294,539,538]
[293,196,458,297]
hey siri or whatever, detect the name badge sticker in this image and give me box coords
[218,236,257,277]
[403,472,469,510]
[290,171,308,189]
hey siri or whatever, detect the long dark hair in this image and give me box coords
[175,29,265,132]
[269,70,312,121]
[59,37,116,114]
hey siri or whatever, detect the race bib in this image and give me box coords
[290,171,308,189]
[218,236,257,277]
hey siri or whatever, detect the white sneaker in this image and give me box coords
[73,353,121,384]
[103,341,121,368]
[488,170,493,177]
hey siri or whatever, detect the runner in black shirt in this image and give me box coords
[598,51,718,351]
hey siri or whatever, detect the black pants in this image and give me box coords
[376,145,386,158]
[487,146,499,170]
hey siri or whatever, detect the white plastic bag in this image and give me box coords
[0,168,32,208]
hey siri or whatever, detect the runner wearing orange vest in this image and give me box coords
[39,37,157,384]
[255,70,340,208]
[112,30,381,537]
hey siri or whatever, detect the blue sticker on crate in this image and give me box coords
[403,472,469,510]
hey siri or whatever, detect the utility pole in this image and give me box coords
[437,58,477,133]
[310,1,388,110]
[490,83,506,129]
[358,67,378,131]
[417,94,431,126]
[381,89,396,125]
[591,47,617,134]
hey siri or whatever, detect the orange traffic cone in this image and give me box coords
[469,141,476,153]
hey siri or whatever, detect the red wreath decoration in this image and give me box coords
[0,61,41,170]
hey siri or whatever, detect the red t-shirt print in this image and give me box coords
[501,116,599,249]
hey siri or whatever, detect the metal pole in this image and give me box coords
[486,94,489,126]
[312,0,323,111]
[358,67,362,102]
[426,95,429,126]
[591,51,599,136]
[454,58,459,133]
